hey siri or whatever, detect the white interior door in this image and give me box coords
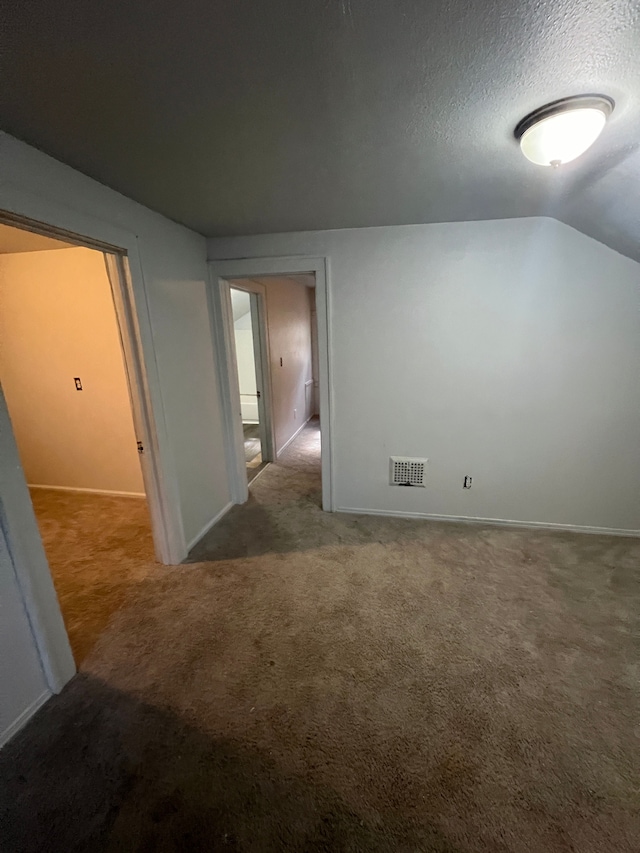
[0,524,49,746]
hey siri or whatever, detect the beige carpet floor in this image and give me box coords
[2,419,639,852]
[29,488,155,664]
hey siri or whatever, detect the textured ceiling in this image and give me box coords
[2,1,639,260]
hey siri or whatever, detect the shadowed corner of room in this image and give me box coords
[184,489,497,564]
[0,674,459,853]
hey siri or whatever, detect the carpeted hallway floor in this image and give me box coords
[2,420,639,852]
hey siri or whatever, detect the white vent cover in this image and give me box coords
[389,456,428,487]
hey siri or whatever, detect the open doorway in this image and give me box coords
[230,286,272,483]
[220,272,323,497]
[0,222,156,664]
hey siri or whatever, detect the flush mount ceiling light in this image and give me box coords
[515,95,614,167]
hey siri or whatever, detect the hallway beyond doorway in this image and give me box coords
[189,417,322,561]
[218,268,326,509]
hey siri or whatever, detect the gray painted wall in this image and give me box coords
[0,134,231,743]
[209,218,640,533]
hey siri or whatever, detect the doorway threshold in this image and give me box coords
[248,461,270,485]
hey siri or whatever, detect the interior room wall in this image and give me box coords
[0,132,231,553]
[231,289,258,422]
[261,277,314,455]
[209,217,640,534]
[0,247,144,495]
[0,132,231,742]
[0,518,49,748]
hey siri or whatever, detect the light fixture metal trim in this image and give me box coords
[515,94,614,166]
[515,95,614,140]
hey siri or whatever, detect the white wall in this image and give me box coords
[235,328,259,422]
[0,132,230,554]
[0,247,144,495]
[0,521,49,748]
[209,218,640,533]
[231,289,259,422]
[0,132,231,743]
[262,277,313,454]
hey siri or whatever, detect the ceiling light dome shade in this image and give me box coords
[515,95,614,166]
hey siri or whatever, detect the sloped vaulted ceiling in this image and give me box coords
[1,1,639,260]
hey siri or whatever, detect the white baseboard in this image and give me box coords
[335,507,640,538]
[186,500,234,552]
[0,691,51,750]
[28,484,146,499]
[276,416,313,458]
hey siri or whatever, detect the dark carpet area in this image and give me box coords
[2,421,639,852]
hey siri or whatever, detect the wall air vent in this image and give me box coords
[389,456,427,487]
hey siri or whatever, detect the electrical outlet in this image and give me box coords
[463,475,472,489]
[74,377,82,391]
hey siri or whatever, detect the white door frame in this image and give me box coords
[228,281,276,465]
[103,253,179,561]
[249,291,274,463]
[0,210,185,692]
[208,256,334,511]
